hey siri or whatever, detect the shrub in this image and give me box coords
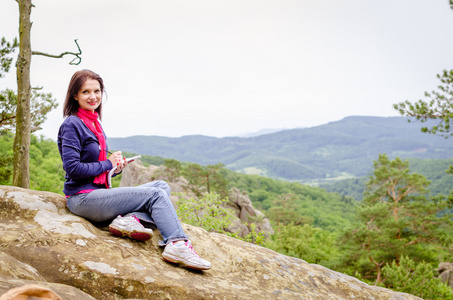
[176,192,265,245]
[176,192,236,234]
[383,256,453,300]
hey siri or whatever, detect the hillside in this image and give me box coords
[108,116,453,184]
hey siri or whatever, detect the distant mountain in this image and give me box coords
[108,116,453,184]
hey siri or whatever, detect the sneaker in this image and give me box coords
[162,240,211,270]
[109,215,153,241]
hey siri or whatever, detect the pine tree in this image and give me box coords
[338,154,452,284]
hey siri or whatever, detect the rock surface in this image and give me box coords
[0,185,421,300]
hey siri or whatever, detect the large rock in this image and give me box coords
[439,262,453,290]
[228,187,274,236]
[0,185,421,300]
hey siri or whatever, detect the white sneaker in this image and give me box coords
[109,215,153,241]
[162,240,211,270]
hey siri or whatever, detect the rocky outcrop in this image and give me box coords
[0,185,421,300]
[439,262,453,290]
[120,162,273,237]
[228,187,274,236]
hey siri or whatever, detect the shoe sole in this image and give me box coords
[162,253,211,270]
[109,225,152,242]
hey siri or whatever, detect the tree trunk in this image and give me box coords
[13,0,32,188]
[369,256,384,285]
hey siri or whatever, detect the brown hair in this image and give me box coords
[63,69,106,119]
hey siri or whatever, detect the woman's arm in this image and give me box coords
[59,119,112,179]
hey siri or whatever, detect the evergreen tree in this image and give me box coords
[160,158,182,181]
[266,193,311,225]
[394,69,453,176]
[0,89,57,135]
[0,37,18,77]
[182,162,229,199]
[394,69,453,138]
[182,162,207,195]
[205,163,229,199]
[338,154,452,284]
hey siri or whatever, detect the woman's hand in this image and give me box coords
[108,151,128,174]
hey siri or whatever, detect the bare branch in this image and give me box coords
[32,39,82,65]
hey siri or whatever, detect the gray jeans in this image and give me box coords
[66,180,188,245]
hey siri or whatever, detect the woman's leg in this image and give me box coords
[67,180,212,270]
[138,180,171,197]
[66,181,187,244]
[126,180,172,227]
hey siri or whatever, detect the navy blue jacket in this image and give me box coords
[58,115,113,196]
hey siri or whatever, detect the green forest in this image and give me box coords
[1,131,453,299]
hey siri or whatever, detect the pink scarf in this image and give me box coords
[76,108,109,188]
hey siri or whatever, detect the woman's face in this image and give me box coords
[75,79,102,112]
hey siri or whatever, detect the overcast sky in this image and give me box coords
[1,0,453,139]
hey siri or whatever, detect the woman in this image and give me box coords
[58,69,211,270]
